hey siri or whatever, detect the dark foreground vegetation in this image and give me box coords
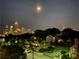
[0,27,79,59]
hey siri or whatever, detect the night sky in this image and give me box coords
[0,0,79,31]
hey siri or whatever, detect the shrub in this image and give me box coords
[39,48,47,52]
[39,47,54,52]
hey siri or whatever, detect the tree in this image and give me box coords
[34,30,46,42]
[19,33,32,42]
[0,45,26,59]
[5,34,17,45]
[76,31,79,41]
[61,28,77,46]
[60,51,70,59]
[45,28,60,36]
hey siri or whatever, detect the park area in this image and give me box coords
[27,47,71,59]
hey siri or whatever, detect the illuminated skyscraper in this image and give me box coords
[21,27,26,34]
[13,20,21,35]
[9,25,14,34]
[14,20,20,30]
[3,25,9,35]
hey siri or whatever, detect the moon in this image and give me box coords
[36,4,43,13]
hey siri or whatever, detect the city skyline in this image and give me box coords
[0,0,79,31]
[0,20,32,36]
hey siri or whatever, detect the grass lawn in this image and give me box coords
[27,47,71,59]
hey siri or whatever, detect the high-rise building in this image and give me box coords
[9,25,14,34]
[13,20,20,30]
[3,25,9,35]
[13,20,21,35]
[21,27,27,34]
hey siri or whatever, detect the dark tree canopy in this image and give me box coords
[45,28,60,36]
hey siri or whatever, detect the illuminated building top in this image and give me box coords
[2,20,31,35]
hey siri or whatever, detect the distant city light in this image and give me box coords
[10,26,13,29]
[63,26,66,29]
